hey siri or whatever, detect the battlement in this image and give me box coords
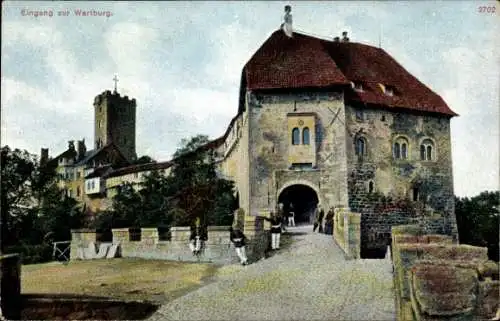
[93,90,137,107]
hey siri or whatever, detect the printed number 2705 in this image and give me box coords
[478,6,496,13]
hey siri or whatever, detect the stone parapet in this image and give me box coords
[333,209,361,259]
[391,224,499,321]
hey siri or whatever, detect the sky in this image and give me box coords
[1,1,498,197]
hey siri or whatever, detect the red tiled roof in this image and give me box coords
[105,160,173,178]
[244,31,350,90]
[243,30,457,116]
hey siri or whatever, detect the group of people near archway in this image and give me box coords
[187,203,336,267]
[313,204,335,235]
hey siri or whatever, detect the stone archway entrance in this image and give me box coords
[278,184,319,225]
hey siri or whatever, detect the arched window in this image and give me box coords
[393,136,409,160]
[355,137,366,156]
[292,128,300,145]
[420,138,435,161]
[393,143,400,159]
[401,143,408,159]
[368,181,374,193]
[302,127,310,145]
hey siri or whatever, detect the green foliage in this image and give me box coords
[455,191,499,261]
[1,145,84,261]
[95,135,237,231]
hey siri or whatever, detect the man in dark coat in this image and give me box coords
[229,226,248,265]
[324,207,335,235]
[313,205,325,233]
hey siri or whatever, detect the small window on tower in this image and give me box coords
[355,110,364,121]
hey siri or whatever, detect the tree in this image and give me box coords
[1,146,37,252]
[166,135,237,227]
[455,191,499,261]
[1,145,84,262]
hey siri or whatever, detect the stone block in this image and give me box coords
[477,261,499,280]
[410,261,478,316]
[476,279,500,319]
[392,225,424,236]
[418,244,488,262]
[111,228,129,243]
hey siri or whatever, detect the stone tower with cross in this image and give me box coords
[93,76,137,161]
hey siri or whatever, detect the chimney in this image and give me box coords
[77,139,87,160]
[342,31,350,42]
[40,148,49,166]
[68,140,75,150]
[282,5,293,38]
[333,36,340,42]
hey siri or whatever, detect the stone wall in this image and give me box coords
[71,227,246,264]
[70,229,98,259]
[0,253,21,320]
[247,90,349,216]
[346,105,458,254]
[391,224,499,321]
[333,209,361,259]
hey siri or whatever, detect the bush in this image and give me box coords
[6,242,53,265]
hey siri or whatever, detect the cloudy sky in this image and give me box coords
[1,1,498,197]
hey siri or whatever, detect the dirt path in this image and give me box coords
[148,225,395,320]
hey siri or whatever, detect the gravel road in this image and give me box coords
[148,224,395,321]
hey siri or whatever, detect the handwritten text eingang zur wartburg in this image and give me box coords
[21,8,113,18]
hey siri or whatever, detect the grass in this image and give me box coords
[21,258,220,304]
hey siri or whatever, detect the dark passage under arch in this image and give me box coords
[278,184,319,224]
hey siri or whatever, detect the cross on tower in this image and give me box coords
[113,75,119,93]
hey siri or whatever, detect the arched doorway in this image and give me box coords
[278,184,319,225]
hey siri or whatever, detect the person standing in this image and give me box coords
[288,203,296,227]
[313,205,325,233]
[229,226,248,265]
[324,207,335,235]
[262,212,282,250]
[189,218,207,256]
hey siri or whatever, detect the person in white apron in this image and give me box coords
[229,226,248,265]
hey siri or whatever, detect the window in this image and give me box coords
[302,127,310,145]
[290,163,313,170]
[76,171,81,179]
[98,120,102,128]
[381,115,386,121]
[413,187,419,201]
[91,181,95,189]
[87,181,91,190]
[351,81,364,92]
[393,143,400,159]
[292,127,300,145]
[420,138,435,161]
[134,172,139,178]
[368,181,374,194]
[76,186,81,197]
[394,136,409,160]
[355,137,366,156]
[355,110,364,121]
